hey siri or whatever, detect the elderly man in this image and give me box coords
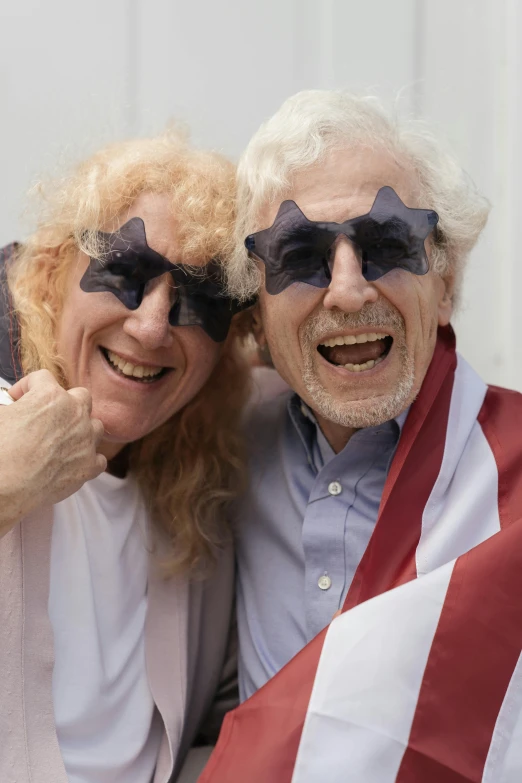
[199,91,522,783]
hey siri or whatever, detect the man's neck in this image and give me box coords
[313,411,357,454]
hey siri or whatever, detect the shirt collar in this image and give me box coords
[288,394,409,473]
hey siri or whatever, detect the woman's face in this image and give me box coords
[56,192,225,460]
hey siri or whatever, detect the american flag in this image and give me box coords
[199,327,522,783]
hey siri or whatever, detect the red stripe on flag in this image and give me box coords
[395,387,522,783]
[479,386,522,529]
[343,325,457,610]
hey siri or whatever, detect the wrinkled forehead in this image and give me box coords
[260,146,420,228]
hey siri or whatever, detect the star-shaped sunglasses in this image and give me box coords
[80,217,248,342]
[244,186,439,295]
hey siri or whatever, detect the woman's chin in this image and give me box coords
[96,412,160,449]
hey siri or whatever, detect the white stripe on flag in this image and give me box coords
[291,560,455,783]
[416,354,499,575]
[482,652,522,783]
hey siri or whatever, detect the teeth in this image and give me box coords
[106,350,163,379]
[343,356,385,373]
[319,332,389,348]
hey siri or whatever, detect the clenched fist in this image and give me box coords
[0,369,107,537]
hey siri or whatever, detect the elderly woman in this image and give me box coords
[0,132,249,783]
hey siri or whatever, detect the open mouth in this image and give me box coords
[101,348,170,383]
[317,332,393,373]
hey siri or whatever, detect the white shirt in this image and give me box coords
[48,470,162,783]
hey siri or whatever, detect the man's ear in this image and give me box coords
[251,303,267,347]
[251,303,275,367]
[438,271,455,327]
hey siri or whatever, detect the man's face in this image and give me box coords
[56,192,224,459]
[255,146,453,431]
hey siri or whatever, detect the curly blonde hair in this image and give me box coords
[8,130,249,575]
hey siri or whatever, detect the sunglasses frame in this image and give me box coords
[244,186,439,295]
[80,217,250,342]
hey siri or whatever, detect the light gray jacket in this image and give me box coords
[0,506,236,783]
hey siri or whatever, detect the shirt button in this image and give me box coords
[318,574,332,590]
[328,481,342,496]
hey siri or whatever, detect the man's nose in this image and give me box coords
[322,237,378,313]
[122,276,174,349]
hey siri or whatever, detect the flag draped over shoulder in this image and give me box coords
[198,326,522,783]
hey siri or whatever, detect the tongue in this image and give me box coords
[322,339,387,367]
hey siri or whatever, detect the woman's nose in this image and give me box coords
[122,275,175,349]
[322,237,378,313]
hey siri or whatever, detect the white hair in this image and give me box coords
[229,90,489,303]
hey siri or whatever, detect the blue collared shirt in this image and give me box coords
[235,391,407,702]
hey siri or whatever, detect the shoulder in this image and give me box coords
[478,384,522,484]
[476,384,522,527]
[0,243,19,263]
[243,380,294,461]
[246,367,292,428]
[486,384,522,405]
[479,384,522,427]
[249,366,289,404]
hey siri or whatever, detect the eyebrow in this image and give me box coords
[271,222,320,252]
[354,216,412,237]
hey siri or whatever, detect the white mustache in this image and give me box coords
[302,302,406,344]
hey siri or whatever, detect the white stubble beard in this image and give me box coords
[300,303,416,429]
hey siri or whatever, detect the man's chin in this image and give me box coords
[302,374,414,429]
[308,398,392,429]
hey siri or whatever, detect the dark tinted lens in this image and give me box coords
[105,252,136,278]
[80,217,173,308]
[80,253,146,309]
[168,263,240,342]
[352,215,428,280]
[274,234,332,289]
[350,189,435,281]
[246,202,334,294]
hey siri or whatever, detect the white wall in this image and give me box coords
[419,0,522,391]
[1,0,520,389]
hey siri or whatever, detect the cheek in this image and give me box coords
[375,272,440,334]
[55,292,84,354]
[261,286,318,346]
[173,343,222,412]
[57,292,119,347]
[182,333,223,379]
[415,277,446,340]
